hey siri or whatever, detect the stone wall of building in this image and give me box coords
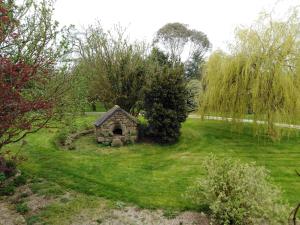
[95,111,138,145]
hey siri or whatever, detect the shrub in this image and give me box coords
[0,172,5,183]
[13,175,27,187]
[0,156,17,178]
[143,65,188,144]
[67,143,76,150]
[137,123,149,141]
[185,155,290,225]
[56,124,79,146]
[0,184,15,196]
[16,202,29,214]
[56,128,69,145]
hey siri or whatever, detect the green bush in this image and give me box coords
[143,64,188,144]
[185,155,290,225]
[16,202,29,214]
[13,175,27,187]
[137,123,148,141]
[0,158,17,178]
[56,128,69,145]
[0,184,15,196]
[56,124,79,146]
[0,172,5,183]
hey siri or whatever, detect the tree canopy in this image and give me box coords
[0,0,73,149]
[74,24,149,115]
[154,22,211,63]
[201,11,300,139]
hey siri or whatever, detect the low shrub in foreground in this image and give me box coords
[16,202,29,214]
[0,183,15,196]
[13,175,27,187]
[0,156,17,178]
[185,155,290,225]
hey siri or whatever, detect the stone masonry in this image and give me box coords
[94,105,138,146]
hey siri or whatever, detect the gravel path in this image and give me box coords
[0,201,26,225]
[71,206,210,225]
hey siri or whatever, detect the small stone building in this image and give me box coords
[94,105,138,146]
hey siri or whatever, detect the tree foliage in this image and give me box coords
[201,11,300,139]
[143,57,188,144]
[184,51,205,80]
[186,79,202,112]
[0,58,52,149]
[1,0,72,67]
[154,22,211,63]
[75,24,148,115]
[0,0,72,150]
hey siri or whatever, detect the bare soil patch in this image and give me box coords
[71,206,210,225]
[1,183,210,225]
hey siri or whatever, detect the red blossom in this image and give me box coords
[0,57,53,148]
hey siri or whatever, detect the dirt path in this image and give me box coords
[0,183,210,225]
[71,206,209,225]
[0,201,26,225]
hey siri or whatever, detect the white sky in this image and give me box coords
[54,0,299,52]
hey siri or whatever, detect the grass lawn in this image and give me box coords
[6,115,300,211]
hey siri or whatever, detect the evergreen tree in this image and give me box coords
[144,64,188,144]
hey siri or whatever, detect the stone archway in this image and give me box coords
[112,123,123,135]
[110,122,127,137]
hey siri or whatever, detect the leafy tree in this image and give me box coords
[154,22,211,63]
[1,0,72,68]
[75,24,148,115]
[0,0,72,150]
[143,62,188,144]
[148,47,171,67]
[201,11,300,139]
[184,51,205,80]
[0,58,52,150]
[186,79,202,112]
[154,22,190,61]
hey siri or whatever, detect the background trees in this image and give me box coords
[74,24,148,115]
[0,0,72,68]
[154,23,211,113]
[201,11,300,139]
[154,22,211,63]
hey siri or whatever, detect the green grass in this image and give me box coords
[85,102,106,112]
[7,115,300,211]
[26,193,110,225]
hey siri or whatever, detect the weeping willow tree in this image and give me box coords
[201,10,300,139]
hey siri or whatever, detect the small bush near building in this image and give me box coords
[185,155,290,225]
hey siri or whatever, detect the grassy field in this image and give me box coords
[6,115,300,212]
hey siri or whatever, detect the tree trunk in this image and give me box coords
[91,102,96,112]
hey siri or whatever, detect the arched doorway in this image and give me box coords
[112,123,123,135]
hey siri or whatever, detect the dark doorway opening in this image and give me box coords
[113,125,122,135]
